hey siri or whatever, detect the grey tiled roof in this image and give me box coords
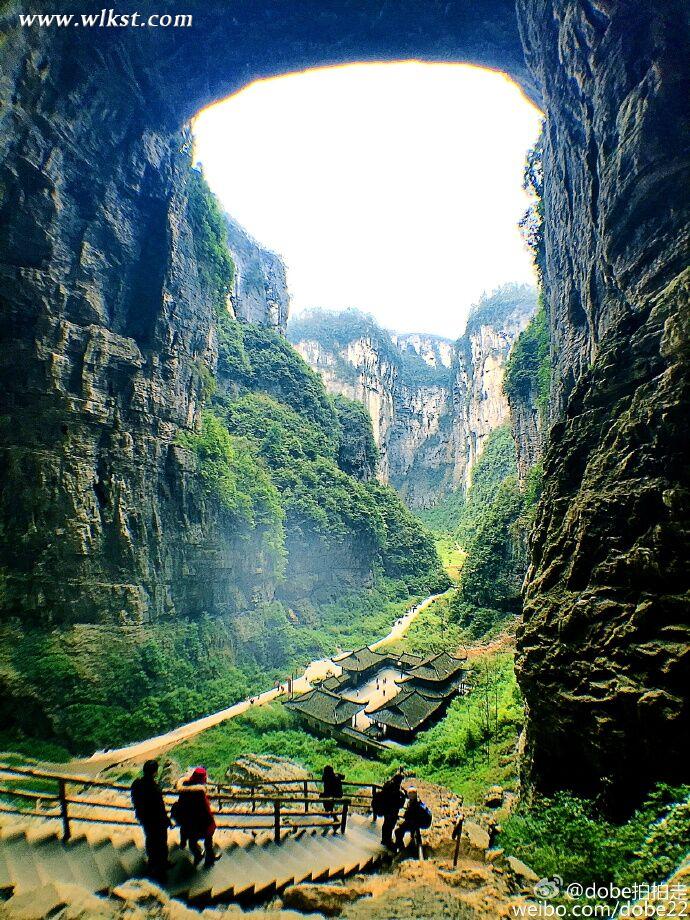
[405,650,467,682]
[367,687,448,732]
[320,674,350,692]
[334,646,387,673]
[285,687,364,726]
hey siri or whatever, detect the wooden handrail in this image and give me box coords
[0,762,356,843]
[0,763,379,797]
[0,785,59,803]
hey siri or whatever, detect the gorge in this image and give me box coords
[0,0,688,827]
[288,284,536,509]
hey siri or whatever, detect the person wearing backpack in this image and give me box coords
[373,770,405,849]
[394,787,432,850]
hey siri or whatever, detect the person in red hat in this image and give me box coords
[171,767,219,868]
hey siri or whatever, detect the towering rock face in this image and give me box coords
[454,289,537,487]
[293,333,398,470]
[515,0,690,812]
[289,287,535,509]
[0,0,687,808]
[504,305,550,484]
[224,214,289,333]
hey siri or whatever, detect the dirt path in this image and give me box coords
[65,591,447,775]
[462,627,516,659]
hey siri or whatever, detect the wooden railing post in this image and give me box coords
[303,779,309,814]
[340,799,349,835]
[274,801,281,844]
[58,779,70,842]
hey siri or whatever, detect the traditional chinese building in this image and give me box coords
[396,650,468,695]
[285,687,364,736]
[367,686,452,742]
[334,647,423,687]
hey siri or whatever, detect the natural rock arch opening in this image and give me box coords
[0,1,688,815]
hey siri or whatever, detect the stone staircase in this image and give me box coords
[0,812,384,907]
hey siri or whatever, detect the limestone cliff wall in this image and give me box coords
[507,382,543,484]
[224,214,289,333]
[294,336,397,478]
[290,297,534,508]
[515,0,690,810]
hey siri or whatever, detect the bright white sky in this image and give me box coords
[193,62,543,338]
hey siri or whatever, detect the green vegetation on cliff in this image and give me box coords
[210,316,449,599]
[420,427,531,637]
[178,411,284,538]
[500,784,690,892]
[187,168,235,313]
[518,122,546,280]
[331,394,378,480]
[463,283,537,342]
[504,298,550,418]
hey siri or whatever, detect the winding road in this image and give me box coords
[68,591,447,775]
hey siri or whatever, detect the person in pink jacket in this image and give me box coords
[171,767,219,868]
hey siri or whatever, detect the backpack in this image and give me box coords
[415,801,433,829]
[371,788,385,817]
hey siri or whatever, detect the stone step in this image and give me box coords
[0,813,383,906]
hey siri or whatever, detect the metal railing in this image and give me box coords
[0,764,376,844]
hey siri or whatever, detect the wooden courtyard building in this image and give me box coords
[284,646,470,751]
[285,687,363,735]
[396,651,469,696]
[367,684,457,743]
[334,647,423,688]
[284,686,386,754]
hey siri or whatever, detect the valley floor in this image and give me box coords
[66,592,448,776]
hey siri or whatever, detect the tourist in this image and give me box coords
[373,770,405,849]
[394,787,432,850]
[130,759,171,882]
[451,798,465,868]
[322,765,344,821]
[487,816,502,849]
[171,767,219,868]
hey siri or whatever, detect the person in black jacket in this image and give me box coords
[322,765,344,822]
[377,771,405,849]
[394,787,431,850]
[131,760,171,881]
